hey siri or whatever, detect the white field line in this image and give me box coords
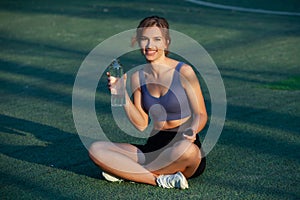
[186,0,300,16]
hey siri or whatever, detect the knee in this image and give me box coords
[171,141,199,162]
[88,141,107,158]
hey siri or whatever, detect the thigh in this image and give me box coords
[114,143,146,164]
[90,141,146,164]
[144,141,201,177]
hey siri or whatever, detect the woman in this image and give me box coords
[89,16,207,189]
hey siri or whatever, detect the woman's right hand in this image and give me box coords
[106,72,127,95]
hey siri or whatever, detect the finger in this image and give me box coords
[182,134,190,140]
[107,83,112,91]
[109,76,117,83]
[183,134,195,140]
[106,72,111,77]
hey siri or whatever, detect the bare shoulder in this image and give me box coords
[131,70,139,81]
[131,70,141,92]
[179,63,196,78]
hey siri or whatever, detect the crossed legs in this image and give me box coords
[88,140,202,186]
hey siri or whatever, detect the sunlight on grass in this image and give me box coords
[267,76,300,90]
[201,0,300,12]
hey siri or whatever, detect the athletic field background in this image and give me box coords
[1,0,299,199]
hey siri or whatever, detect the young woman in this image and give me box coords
[89,16,207,189]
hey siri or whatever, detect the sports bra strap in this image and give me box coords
[139,62,184,89]
[175,62,184,72]
[139,69,146,88]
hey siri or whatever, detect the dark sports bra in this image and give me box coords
[139,62,191,121]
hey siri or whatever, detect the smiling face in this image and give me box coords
[138,26,169,62]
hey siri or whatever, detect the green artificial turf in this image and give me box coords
[266,76,300,90]
[1,0,299,199]
[202,0,300,12]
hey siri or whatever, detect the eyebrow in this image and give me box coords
[140,36,163,39]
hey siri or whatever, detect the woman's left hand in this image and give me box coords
[182,128,196,143]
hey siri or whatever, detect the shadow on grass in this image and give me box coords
[227,104,299,135]
[210,173,298,199]
[0,58,112,115]
[0,114,99,178]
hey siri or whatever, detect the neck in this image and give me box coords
[147,57,171,77]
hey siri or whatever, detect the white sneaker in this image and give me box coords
[102,172,123,183]
[156,172,189,189]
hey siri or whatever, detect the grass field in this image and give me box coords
[1,0,300,199]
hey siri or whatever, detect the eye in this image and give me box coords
[154,37,162,41]
[140,36,148,41]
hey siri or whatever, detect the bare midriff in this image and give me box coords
[153,115,191,131]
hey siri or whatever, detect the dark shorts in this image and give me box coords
[132,130,206,178]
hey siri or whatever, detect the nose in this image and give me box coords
[146,39,153,49]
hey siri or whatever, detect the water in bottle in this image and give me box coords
[108,59,126,107]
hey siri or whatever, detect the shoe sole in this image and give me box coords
[102,172,123,183]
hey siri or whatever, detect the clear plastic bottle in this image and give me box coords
[108,59,125,107]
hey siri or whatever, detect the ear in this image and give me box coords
[164,39,170,48]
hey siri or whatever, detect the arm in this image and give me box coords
[123,72,149,131]
[180,64,208,139]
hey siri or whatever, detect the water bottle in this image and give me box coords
[108,59,126,107]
